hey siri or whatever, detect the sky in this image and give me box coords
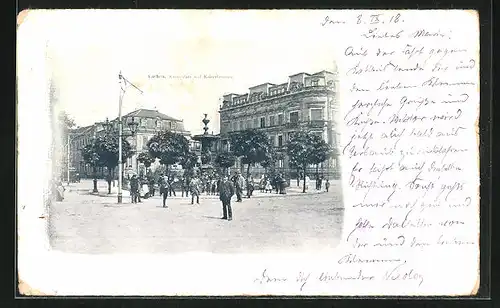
[20,10,343,135]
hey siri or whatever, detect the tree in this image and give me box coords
[147,131,189,178]
[137,152,156,174]
[81,135,133,194]
[288,155,301,187]
[287,131,331,193]
[94,135,133,194]
[310,141,331,180]
[180,150,199,180]
[215,152,237,176]
[259,146,277,177]
[229,129,273,180]
[81,143,100,193]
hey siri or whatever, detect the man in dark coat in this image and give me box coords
[219,175,235,221]
[130,175,139,203]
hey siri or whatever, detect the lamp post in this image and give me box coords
[117,71,142,203]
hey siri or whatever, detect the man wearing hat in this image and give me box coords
[219,175,235,221]
[130,174,139,203]
[233,171,245,202]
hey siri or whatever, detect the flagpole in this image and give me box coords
[118,72,124,203]
[117,71,143,204]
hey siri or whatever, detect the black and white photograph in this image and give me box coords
[17,9,480,296]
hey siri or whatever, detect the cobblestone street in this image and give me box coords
[49,180,344,254]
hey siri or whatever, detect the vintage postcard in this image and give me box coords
[17,9,480,296]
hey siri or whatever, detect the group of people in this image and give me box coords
[127,171,331,221]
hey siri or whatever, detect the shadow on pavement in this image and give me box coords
[202,215,223,220]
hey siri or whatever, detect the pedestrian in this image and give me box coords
[279,173,286,194]
[325,179,330,192]
[148,174,155,197]
[274,174,282,194]
[265,178,272,193]
[216,178,221,196]
[259,177,265,193]
[246,176,254,198]
[190,175,201,204]
[130,175,139,203]
[211,180,217,195]
[219,175,235,221]
[319,176,324,191]
[169,177,176,197]
[206,180,211,195]
[234,172,244,202]
[305,175,310,191]
[181,176,189,197]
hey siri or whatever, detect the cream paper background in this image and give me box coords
[17,10,479,296]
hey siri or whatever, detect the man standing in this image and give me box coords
[167,177,176,197]
[130,175,139,203]
[219,175,235,221]
[325,179,330,192]
[161,173,169,208]
[234,172,244,202]
[190,175,201,205]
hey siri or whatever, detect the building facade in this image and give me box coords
[218,70,341,179]
[70,108,193,178]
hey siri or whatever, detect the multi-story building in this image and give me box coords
[70,108,193,178]
[217,70,341,179]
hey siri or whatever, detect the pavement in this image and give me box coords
[49,180,344,254]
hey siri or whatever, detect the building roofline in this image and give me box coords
[311,70,335,75]
[249,82,276,89]
[289,72,311,77]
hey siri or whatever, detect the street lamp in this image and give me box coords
[117,71,143,204]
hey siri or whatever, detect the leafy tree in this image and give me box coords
[215,152,236,176]
[229,129,273,180]
[137,152,156,174]
[81,135,133,194]
[287,131,331,193]
[94,134,133,194]
[147,131,189,178]
[259,146,277,177]
[59,111,76,135]
[81,142,100,193]
[310,141,331,180]
[180,150,199,180]
[288,154,301,187]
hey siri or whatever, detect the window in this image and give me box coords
[310,108,323,121]
[143,136,149,148]
[278,159,284,168]
[260,117,266,128]
[289,111,299,123]
[172,122,176,130]
[278,135,283,147]
[278,113,284,125]
[269,115,275,126]
[269,135,276,146]
[246,119,252,129]
[312,79,319,86]
[239,120,244,130]
[253,118,258,128]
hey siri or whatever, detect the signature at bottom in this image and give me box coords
[383,261,424,286]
